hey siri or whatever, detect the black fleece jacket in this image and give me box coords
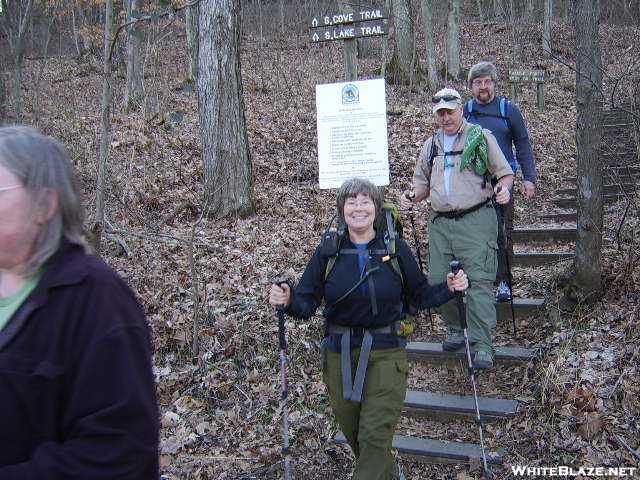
[287,234,454,350]
[0,241,159,479]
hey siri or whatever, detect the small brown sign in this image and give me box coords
[509,69,545,83]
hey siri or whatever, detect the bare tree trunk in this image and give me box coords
[388,0,419,84]
[125,0,145,111]
[562,0,572,23]
[526,0,535,19]
[380,0,391,78]
[565,0,602,307]
[198,0,255,218]
[279,0,284,33]
[475,0,484,22]
[185,0,199,82]
[257,0,263,47]
[508,0,522,65]
[543,0,553,57]
[493,0,505,19]
[94,0,114,253]
[421,0,439,90]
[445,0,460,80]
[2,0,34,121]
[33,7,55,126]
[70,0,82,56]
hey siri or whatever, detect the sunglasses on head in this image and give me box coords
[432,94,460,103]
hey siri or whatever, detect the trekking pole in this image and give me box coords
[276,295,292,480]
[450,261,492,479]
[405,191,434,331]
[496,186,517,337]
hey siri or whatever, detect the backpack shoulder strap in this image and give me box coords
[500,96,511,128]
[381,211,404,286]
[466,99,474,114]
[428,134,438,171]
[322,229,346,280]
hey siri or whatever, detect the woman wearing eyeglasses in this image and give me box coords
[269,177,468,480]
[0,126,158,479]
[400,87,514,370]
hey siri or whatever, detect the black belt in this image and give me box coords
[432,198,493,223]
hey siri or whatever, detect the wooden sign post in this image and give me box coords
[509,69,545,110]
[310,7,388,81]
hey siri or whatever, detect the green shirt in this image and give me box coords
[0,272,42,332]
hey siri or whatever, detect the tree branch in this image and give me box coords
[108,0,202,63]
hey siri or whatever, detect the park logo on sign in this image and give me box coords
[342,84,359,105]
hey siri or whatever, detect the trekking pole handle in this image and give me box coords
[404,190,415,210]
[274,279,293,351]
[450,261,471,293]
[450,260,462,275]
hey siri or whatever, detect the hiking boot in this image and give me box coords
[473,350,494,370]
[495,280,512,302]
[442,332,465,351]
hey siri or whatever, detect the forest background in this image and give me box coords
[0,0,639,478]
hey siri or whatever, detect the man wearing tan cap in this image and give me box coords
[400,87,514,368]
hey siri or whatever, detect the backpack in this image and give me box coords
[319,202,415,336]
[465,96,511,129]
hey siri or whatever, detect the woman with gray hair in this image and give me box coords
[269,177,468,480]
[0,126,158,479]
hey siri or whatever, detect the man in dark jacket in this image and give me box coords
[464,61,538,302]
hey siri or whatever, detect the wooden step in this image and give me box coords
[513,251,574,266]
[404,390,519,421]
[566,167,640,182]
[496,298,545,319]
[540,211,580,222]
[603,122,634,129]
[565,175,640,185]
[406,342,535,365]
[540,209,614,222]
[555,184,638,196]
[513,227,576,242]
[335,432,506,464]
[551,194,625,209]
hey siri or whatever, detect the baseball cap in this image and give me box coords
[432,88,462,113]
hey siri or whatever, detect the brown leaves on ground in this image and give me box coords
[10,5,640,479]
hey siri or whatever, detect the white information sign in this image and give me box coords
[316,78,389,189]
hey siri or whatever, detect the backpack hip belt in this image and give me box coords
[326,322,401,403]
[431,198,492,223]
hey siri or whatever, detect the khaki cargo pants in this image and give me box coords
[428,205,498,355]
[323,346,407,480]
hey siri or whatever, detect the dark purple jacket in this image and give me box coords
[0,241,159,479]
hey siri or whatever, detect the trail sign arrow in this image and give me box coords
[309,8,388,28]
[310,19,388,43]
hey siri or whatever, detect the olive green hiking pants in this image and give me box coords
[428,205,498,355]
[323,347,408,480]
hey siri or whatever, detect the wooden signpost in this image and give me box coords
[509,69,545,110]
[309,7,388,80]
